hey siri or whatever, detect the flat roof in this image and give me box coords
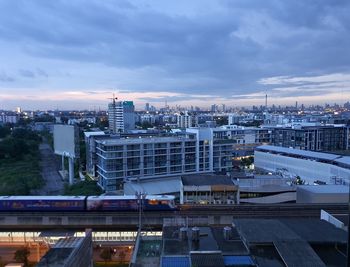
[84,131,105,137]
[124,177,181,195]
[211,227,249,255]
[96,136,193,145]
[256,145,341,161]
[297,185,349,194]
[334,157,350,166]
[181,174,234,186]
[233,219,300,243]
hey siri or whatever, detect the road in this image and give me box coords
[32,140,65,195]
[0,243,49,263]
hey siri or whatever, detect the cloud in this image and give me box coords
[19,69,35,78]
[0,0,349,109]
[0,71,15,82]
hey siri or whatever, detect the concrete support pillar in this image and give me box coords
[69,157,74,185]
[62,155,65,172]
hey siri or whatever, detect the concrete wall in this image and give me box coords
[254,150,350,184]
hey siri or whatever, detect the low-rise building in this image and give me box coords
[255,145,350,185]
[180,174,238,205]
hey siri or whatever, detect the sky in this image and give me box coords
[0,0,350,110]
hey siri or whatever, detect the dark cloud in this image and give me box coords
[36,68,48,78]
[19,69,35,78]
[0,0,349,102]
[0,71,15,82]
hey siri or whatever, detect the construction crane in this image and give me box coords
[108,93,118,105]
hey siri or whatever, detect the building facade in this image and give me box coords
[255,145,350,185]
[177,111,192,128]
[108,100,135,133]
[87,125,272,192]
[95,135,211,191]
[268,125,349,151]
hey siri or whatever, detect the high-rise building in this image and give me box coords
[177,111,192,128]
[145,102,150,112]
[108,100,135,133]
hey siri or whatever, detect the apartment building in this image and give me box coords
[267,124,349,151]
[108,100,135,133]
[87,125,272,192]
[95,135,211,191]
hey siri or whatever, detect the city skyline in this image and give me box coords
[0,0,350,110]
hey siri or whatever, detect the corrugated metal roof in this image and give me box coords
[256,145,340,161]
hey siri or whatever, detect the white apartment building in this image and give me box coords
[87,125,272,192]
[95,135,211,191]
[177,111,192,128]
[108,100,135,133]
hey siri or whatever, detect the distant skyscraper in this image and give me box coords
[16,107,21,113]
[145,103,150,112]
[221,104,226,112]
[108,100,135,133]
[211,104,217,113]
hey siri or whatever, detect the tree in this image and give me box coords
[64,180,103,196]
[295,176,305,185]
[240,156,254,168]
[14,247,30,266]
[100,248,112,265]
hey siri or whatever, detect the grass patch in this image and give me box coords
[0,155,44,195]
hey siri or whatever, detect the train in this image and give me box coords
[0,195,176,212]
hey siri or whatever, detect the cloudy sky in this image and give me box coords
[0,0,350,110]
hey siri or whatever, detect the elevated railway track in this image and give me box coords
[0,203,347,231]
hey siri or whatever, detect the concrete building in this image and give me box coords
[131,218,347,267]
[180,174,238,205]
[108,100,135,133]
[187,125,271,169]
[0,113,19,124]
[95,135,211,191]
[267,124,349,151]
[238,175,296,204]
[177,111,192,128]
[255,145,350,185]
[84,131,106,179]
[297,185,349,203]
[87,125,272,191]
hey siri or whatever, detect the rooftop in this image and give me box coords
[256,145,341,161]
[96,136,193,145]
[181,174,234,186]
[124,176,181,195]
[297,185,349,194]
[233,218,347,267]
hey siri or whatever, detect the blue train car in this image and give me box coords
[0,196,86,211]
[87,195,176,211]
